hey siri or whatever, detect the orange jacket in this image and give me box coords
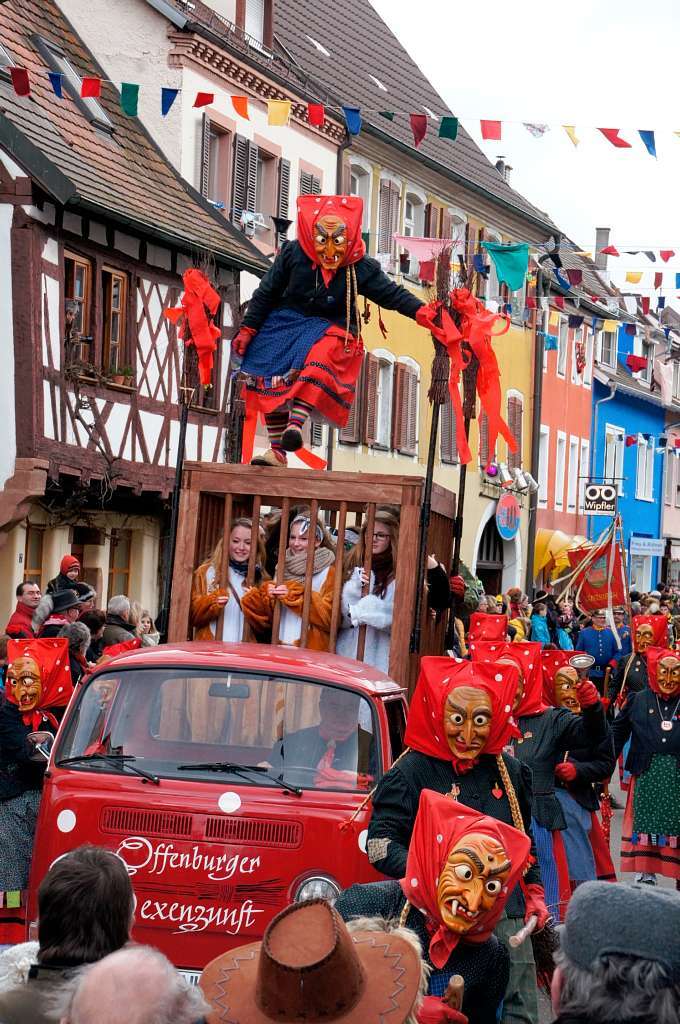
[241,566,336,652]
[189,561,227,641]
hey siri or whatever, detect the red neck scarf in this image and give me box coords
[646,646,680,697]
[469,640,546,717]
[404,657,520,772]
[540,650,577,707]
[296,195,366,287]
[6,638,74,730]
[632,614,669,653]
[468,612,508,642]
[400,791,531,968]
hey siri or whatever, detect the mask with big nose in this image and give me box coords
[437,832,511,934]
[8,657,43,712]
[443,686,493,760]
[656,655,680,698]
[554,666,581,713]
[635,623,654,652]
[313,215,348,272]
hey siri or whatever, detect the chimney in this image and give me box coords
[495,157,512,183]
[595,227,610,274]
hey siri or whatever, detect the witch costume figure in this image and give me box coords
[469,640,607,922]
[540,651,616,894]
[367,657,549,1024]
[233,194,431,466]
[0,638,73,942]
[338,790,532,1024]
[613,646,680,888]
[608,614,669,708]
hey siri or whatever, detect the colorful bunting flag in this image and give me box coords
[120,82,139,117]
[644,251,656,262]
[623,296,638,314]
[526,296,537,309]
[48,72,64,98]
[625,324,637,337]
[638,130,656,157]
[554,296,565,309]
[600,245,620,256]
[232,96,249,119]
[524,123,549,137]
[566,268,583,286]
[641,297,650,315]
[658,296,667,309]
[480,120,501,141]
[9,68,30,97]
[676,273,680,290]
[563,125,579,146]
[418,259,435,283]
[307,102,325,126]
[655,272,664,288]
[625,435,637,447]
[342,106,362,136]
[603,319,619,332]
[378,110,395,121]
[193,92,214,108]
[439,116,458,141]
[549,311,560,328]
[539,296,549,311]
[81,77,101,98]
[626,354,646,371]
[161,88,179,116]
[598,128,631,148]
[410,113,428,148]
[568,315,584,328]
[544,335,558,351]
[267,99,291,126]
[625,271,643,284]
[661,250,675,262]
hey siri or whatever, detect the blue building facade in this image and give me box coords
[590,325,666,592]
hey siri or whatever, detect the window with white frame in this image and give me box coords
[636,437,654,501]
[673,361,680,402]
[402,192,426,277]
[555,432,567,510]
[349,163,371,232]
[538,425,550,506]
[37,37,113,134]
[599,330,617,369]
[583,328,594,386]
[665,450,675,506]
[557,318,568,377]
[571,328,583,384]
[567,435,579,512]
[633,334,654,385]
[484,230,502,307]
[675,454,680,508]
[375,351,395,449]
[604,425,625,495]
[449,213,466,261]
[578,438,590,513]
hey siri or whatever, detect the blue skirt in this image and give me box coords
[240,308,332,379]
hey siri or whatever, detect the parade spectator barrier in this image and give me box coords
[168,464,456,691]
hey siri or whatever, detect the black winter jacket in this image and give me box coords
[241,240,424,337]
[0,702,62,801]
[608,652,648,708]
[612,687,680,775]
[367,750,541,919]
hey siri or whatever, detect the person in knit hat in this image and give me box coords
[46,555,81,597]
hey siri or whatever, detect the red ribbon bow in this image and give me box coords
[164,268,221,387]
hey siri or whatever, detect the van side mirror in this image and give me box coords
[27,731,55,761]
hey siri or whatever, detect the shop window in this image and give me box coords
[108,528,132,600]
[23,525,44,587]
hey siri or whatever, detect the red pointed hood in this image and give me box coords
[296,194,365,287]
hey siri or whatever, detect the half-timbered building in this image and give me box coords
[0,0,267,625]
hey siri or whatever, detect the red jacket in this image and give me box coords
[5,602,36,639]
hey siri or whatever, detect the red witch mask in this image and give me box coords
[6,638,73,730]
[401,791,531,968]
[405,657,520,771]
[296,195,365,287]
[632,615,668,653]
[647,646,680,698]
[469,640,543,716]
[468,612,508,643]
[541,651,581,712]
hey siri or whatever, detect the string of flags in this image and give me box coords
[7,64,680,156]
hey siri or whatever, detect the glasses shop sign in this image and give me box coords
[583,483,617,515]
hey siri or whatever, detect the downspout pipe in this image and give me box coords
[588,381,618,540]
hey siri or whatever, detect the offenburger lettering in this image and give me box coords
[116,836,265,935]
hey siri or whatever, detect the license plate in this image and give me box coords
[179,970,201,986]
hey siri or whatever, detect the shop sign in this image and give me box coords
[629,536,665,557]
[495,493,520,541]
[583,483,617,515]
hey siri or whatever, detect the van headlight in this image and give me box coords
[294,875,341,904]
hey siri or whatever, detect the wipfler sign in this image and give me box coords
[583,483,617,515]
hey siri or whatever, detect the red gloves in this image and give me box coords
[522,882,551,930]
[232,325,256,356]
[575,679,600,708]
[450,575,466,598]
[555,761,578,783]
[418,997,468,1024]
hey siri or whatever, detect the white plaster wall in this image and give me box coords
[57,0,183,168]
[0,204,17,488]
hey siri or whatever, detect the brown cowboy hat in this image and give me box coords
[200,899,421,1023]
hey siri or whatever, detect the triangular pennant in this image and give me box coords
[658,297,667,309]
[600,245,620,256]
[161,88,179,116]
[48,71,63,98]
[480,120,502,140]
[644,251,656,262]
[378,110,395,121]
[342,106,362,136]
[232,95,249,119]
[267,99,291,126]
[625,271,643,284]
[9,68,30,97]
[81,77,101,98]
[523,123,549,137]
[654,272,663,288]
[661,250,675,262]
[409,113,428,148]
[563,125,579,147]
[566,268,583,286]
[598,128,631,148]
[641,297,650,315]
[554,295,565,309]
[638,130,656,158]
[307,102,325,126]
[438,116,458,141]
[120,82,139,117]
[193,92,214,108]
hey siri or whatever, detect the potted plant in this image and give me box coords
[108,364,125,386]
[121,365,135,386]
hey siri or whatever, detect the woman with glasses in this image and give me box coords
[241,510,337,651]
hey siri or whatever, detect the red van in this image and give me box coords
[27,642,407,981]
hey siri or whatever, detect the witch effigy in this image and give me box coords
[337,790,531,1024]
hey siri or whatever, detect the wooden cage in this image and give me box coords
[168,464,456,692]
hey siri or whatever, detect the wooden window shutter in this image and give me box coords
[311,174,321,195]
[365,353,380,445]
[404,366,418,455]
[339,355,366,444]
[479,411,490,467]
[476,226,486,296]
[507,397,523,471]
[310,421,324,447]
[441,210,453,240]
[200,113,212,198]
[389,182,400,245]
[391,362,405,451]
[276,158,291,245]
[246,141,258,213]
[440,395,458,464]
[393,363,417,455]
[378,181,391,253]
[425,203,440,238]
[231,134,249,223]
[299,170,321,196]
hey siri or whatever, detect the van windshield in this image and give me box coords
[56,669,379,793]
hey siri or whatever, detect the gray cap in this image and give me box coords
[560,881,680,982]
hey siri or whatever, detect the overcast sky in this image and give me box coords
[371,0,680,299]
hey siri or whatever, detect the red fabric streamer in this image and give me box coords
[597,129,632,148]
[164,268,221,386]
[410,113,428,147]
[526,296,537,309]
[9,68,30,97]
[626,354,648,372]
[481,120,502,140]
[81,77,101,98]
[307,103,325,126]
[660,250,675,262]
